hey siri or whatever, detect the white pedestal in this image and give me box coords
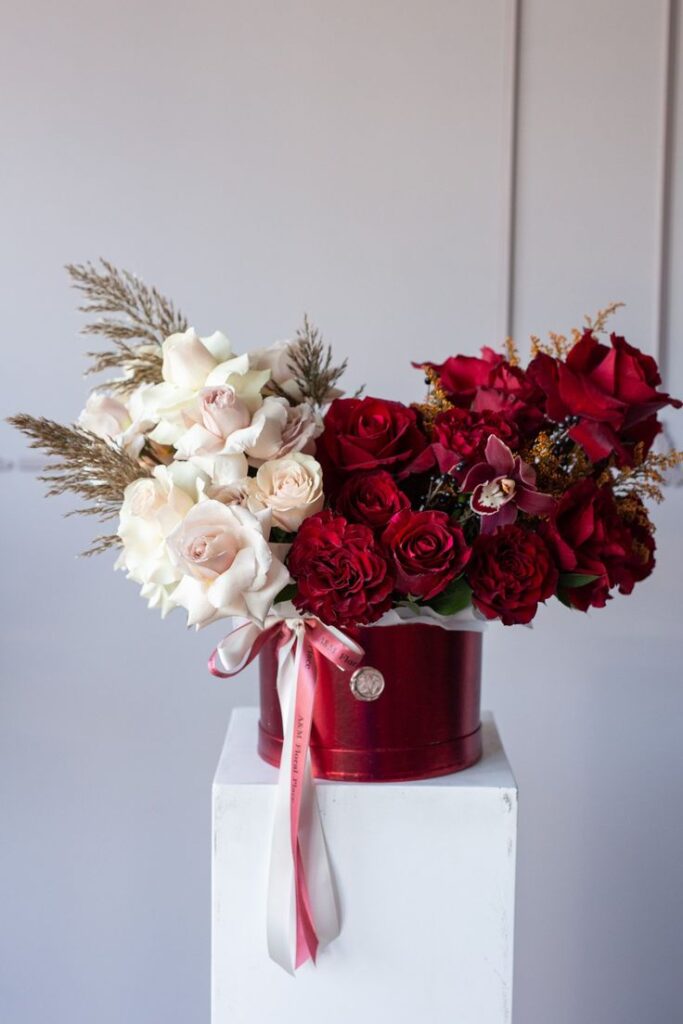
[212,708,517,1024]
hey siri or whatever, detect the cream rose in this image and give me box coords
[146,338,271,449]
[271,402,323,460]
[174,385,251,459]
[245,453,324,531]
[216,397,323,468]
[167,500,290,627]
[223,396,288,463]
[116,462,208,616]
[248,338,343,404]
[249,339,301,395]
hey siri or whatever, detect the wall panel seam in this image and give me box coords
[500,0,522,343]
[654,0,677,379]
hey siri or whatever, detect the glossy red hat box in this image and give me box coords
[257,622,482,782]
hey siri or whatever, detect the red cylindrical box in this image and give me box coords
[257,624,482,782]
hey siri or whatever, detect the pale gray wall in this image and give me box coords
[1,2,682,1023]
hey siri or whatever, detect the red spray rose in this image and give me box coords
[466,525,558,625]
[541,479,655,610]
[471,363,547,436]
[528,331,682,463]
[288,511,394,628]
[382,508,471,600]
[417,348,504,406]
[318,397,427,488]
[336,470,410,530]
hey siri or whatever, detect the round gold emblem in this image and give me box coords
[349,666,385,702]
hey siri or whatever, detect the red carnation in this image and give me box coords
[382,508,471,600]
[432,407,519,476]
[466,525,558,625]
[528,331,681,464]
[318,397,427,490]
[288,511,394,629]
[336,470,410,530]
[541,479,655,610]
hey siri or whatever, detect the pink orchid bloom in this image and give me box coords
[462,434,555,534]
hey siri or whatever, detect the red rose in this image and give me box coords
[382,509,471,600]
[288,511,394,628]
[471,363,546,436]
[541,479,655,610]
[318,397,427,488]
[528,332,681,463]
[466,525,558,625]
[432,407,519,476]
[418,349,544,437]
[335,470,410,529]
[418,348,504,406]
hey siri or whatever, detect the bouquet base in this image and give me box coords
[257,722,482,782]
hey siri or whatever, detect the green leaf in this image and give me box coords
[426,576,473,616]
[270,527,296,544]
[274,583,297,604]
[559,572,599,589]
[556,588,573,609]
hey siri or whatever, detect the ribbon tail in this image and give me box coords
[266,635,299,974]
[290,634,322,969]
[298,746,340,949]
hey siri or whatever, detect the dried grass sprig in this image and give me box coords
[584,302,624,335]
[412,365,454,434]
[7,414,149,541]
[530,330,581,359]
[601,444,683,504]
[523,430,594,494]
[66,259,187,392]
[503,337,521,366]
[85,342,163,394]
[289,315,348,407]
[530,302,625,359]
[82,534,123,558]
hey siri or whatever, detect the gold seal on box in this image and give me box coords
[349,666,385,702]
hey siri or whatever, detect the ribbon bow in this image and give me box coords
[210,615,363,974]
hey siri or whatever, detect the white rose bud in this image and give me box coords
[245,453,324,532]
[79,392,155,458]
[79,393,131,439]
[162,328,222,389]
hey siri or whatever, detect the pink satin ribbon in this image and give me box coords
[210,617,363,970]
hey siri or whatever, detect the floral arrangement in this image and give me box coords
[11,264,683,632]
